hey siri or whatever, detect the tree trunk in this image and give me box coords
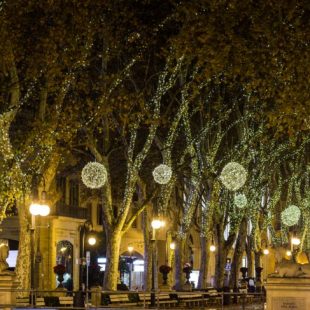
[254,251,262,269]
[142,210,152,291]
[214,241,227,289]
[197,236,210,289]
[15,199,31,295]
[246,235,254,278]
[230,217,247,288]
[103,229,122,290]
[174,237,186,290]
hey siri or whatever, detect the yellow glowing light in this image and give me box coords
[286,250,292,257]
[170,242,176,250]
[88,237,96,246]
[292,237,301,246]
[128,245,134,253]
[210,245,216,252]
[151,219,162,229]
[263,249,269,255]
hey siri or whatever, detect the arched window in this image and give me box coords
[56,240,73,291]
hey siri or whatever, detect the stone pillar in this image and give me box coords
[0,274,19,310]
[265,278,310,309]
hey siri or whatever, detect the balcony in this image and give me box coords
[54,203,89,219]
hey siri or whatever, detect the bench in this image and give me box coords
[15,296,46,307]
[176,292,205,307]
[16,297,30,307]
[59,296,74,307]
[138,292,178,308]
[238,288,254,304]
[108,293,137,307]
[205,289,222,305]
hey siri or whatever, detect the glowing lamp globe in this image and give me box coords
[40,204,50,216]
[170,242,176,250]
[29,203,41,216]
[81,162,107,189]
[128,245,134,253]
[88,237,96,246]
[234,193,247,209]
[281,205,301,226]
[219,162,247,191]
[263,249,269,255]
[292,237,301,246]
[152,164,172,184]
[286,250,292,257]
[210,245,216,252]
[151,219,162,229]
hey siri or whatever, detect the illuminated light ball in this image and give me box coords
[81,162,107,189]
[170,242,176,250]
[219,162,247,191]
[281,205,301,227]
[88,237,96,246]
[263,249,269,255]
[29,203,41,216]
[286,250,292,257]
[234,193,247,209]
[151,219,162,229]
[152,164,172,184]
[40,204,50,216]
[210,245,216,252]
[291,237,301,246]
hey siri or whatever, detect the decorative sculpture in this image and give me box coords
[0,244,10,273]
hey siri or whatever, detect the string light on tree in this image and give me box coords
[152,164,172,184]
[234,193,247,209]
[81,162,107,189]
[281,205,301,227]
[219,162,247,191]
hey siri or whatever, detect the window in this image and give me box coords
[56,177,66,205]
[69,180,79,207]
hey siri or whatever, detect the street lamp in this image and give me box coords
[151,219,164,307]
[29,197,50,293]
[80,220,97,305]
[128,244,134,290]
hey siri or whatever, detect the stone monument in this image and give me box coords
[265,260,310,309]
[0,243,19,310]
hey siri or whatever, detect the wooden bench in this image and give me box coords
[15,296,45,307]
[138,292,178,308]
[108,293,137,307]
[59,296,74,307]
[16,297,30,307]
[176,292,205,307]
[205,289,222,305]
[35,297,46,307]
[238,288,254,304]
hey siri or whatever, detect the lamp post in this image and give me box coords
[29,197,50,298]
[150,219,164,307]
[128,244,134,290]
[80,220,96,306]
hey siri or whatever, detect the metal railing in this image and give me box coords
[0,288,266,309]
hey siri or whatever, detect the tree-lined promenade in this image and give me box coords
[0,0,309,291]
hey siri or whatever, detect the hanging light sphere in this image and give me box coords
[152,164,172,185]
[263,249,269,255]
[210,245,216,252]
[234,193,247,209]
[81,162,107,189]
[40,204,50,216]
[286,250,292,257]
[88,237,96,246]
[219,162,247,191]
[29,203,41,216]
[281,205,301,227]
